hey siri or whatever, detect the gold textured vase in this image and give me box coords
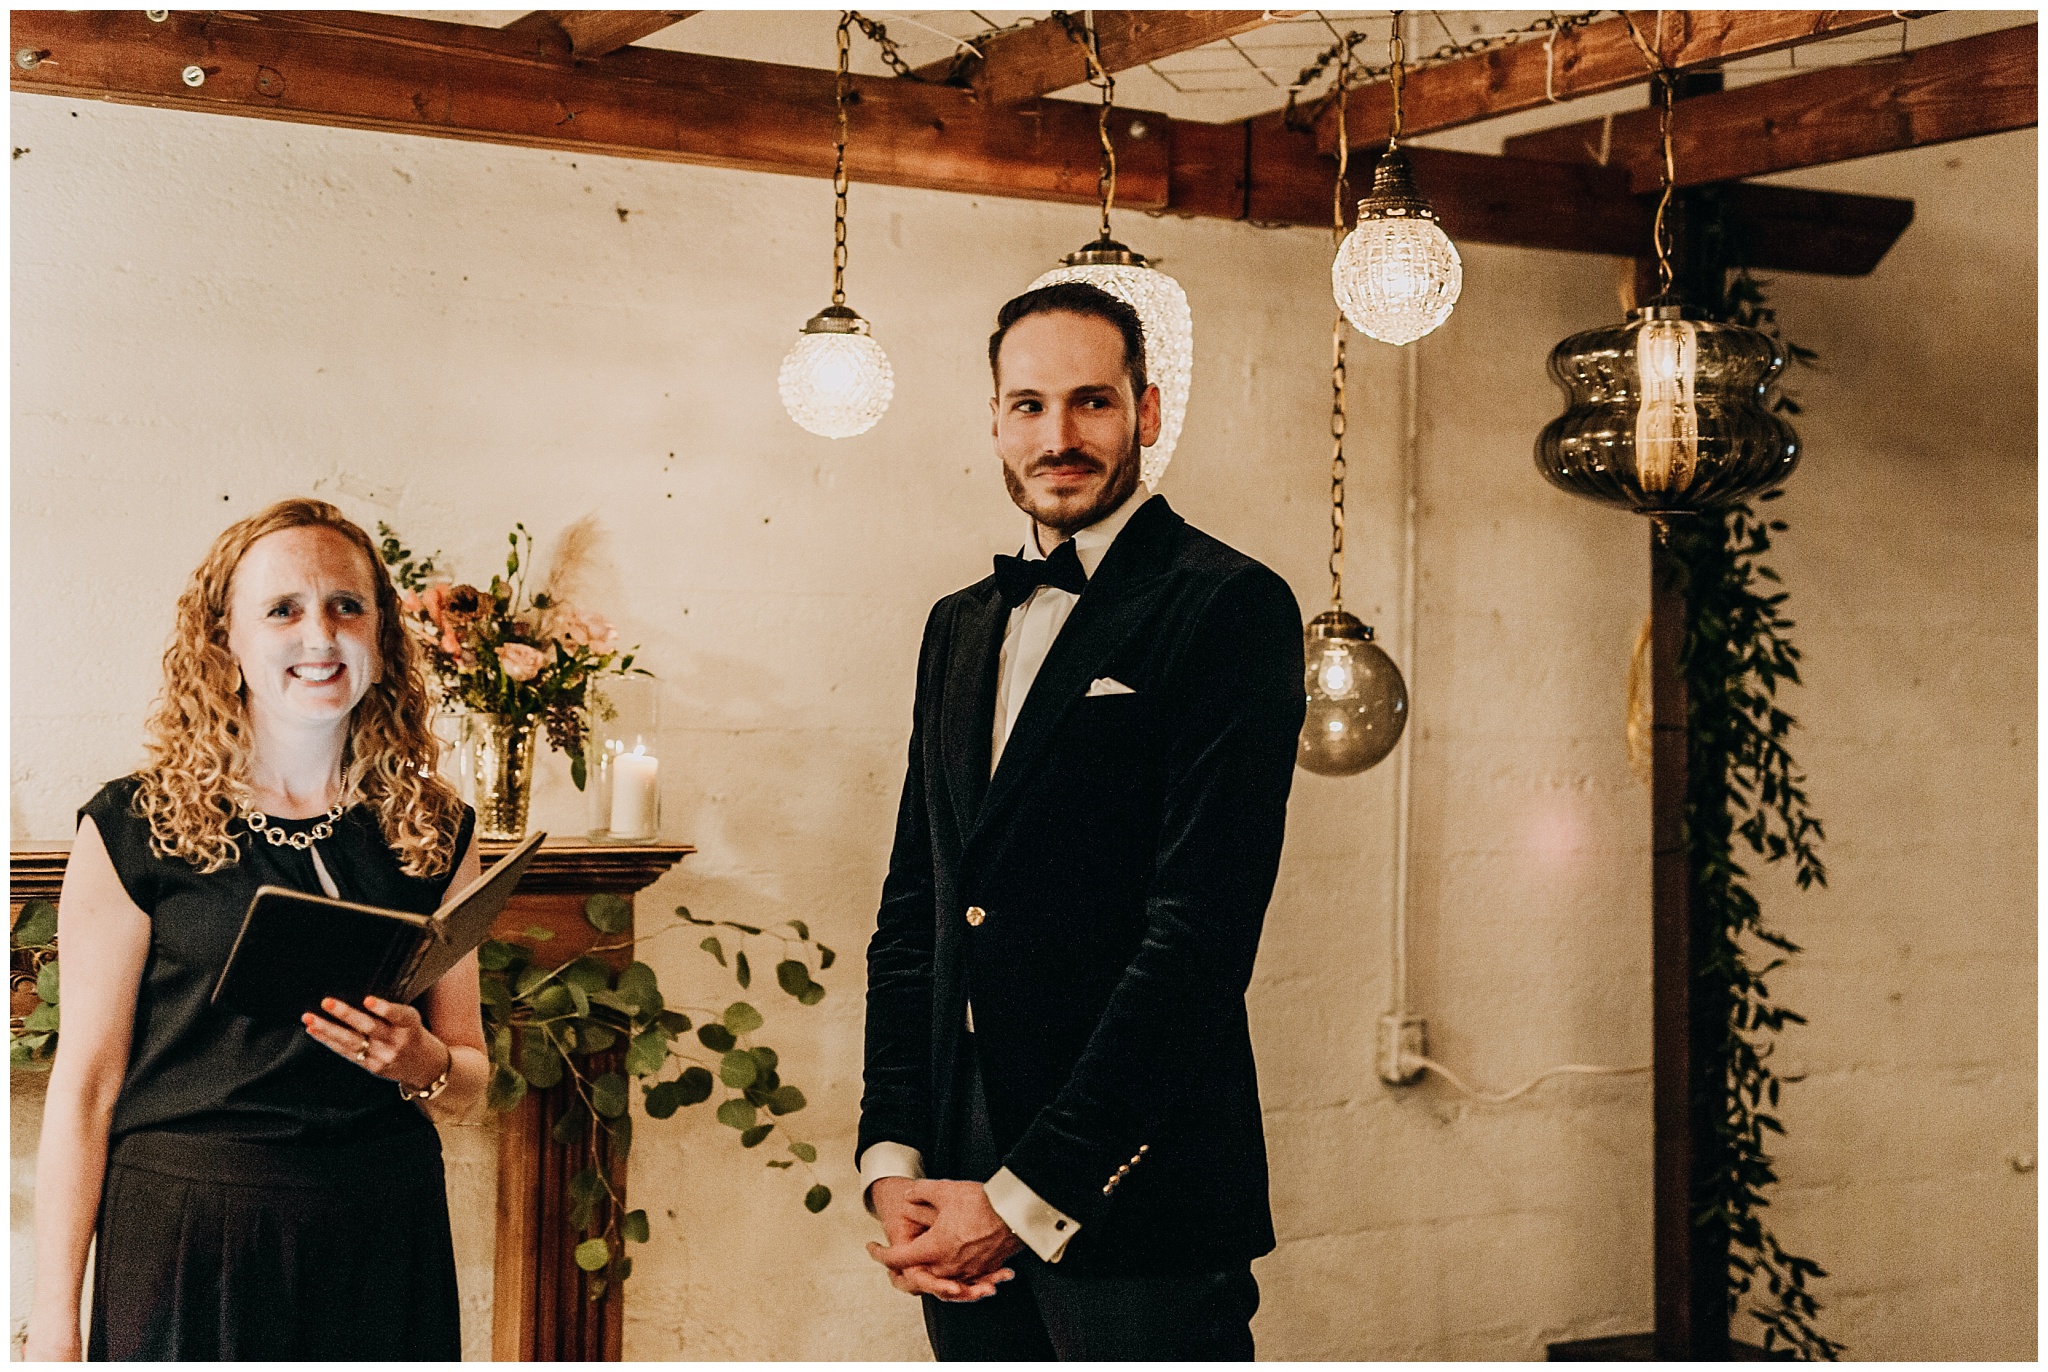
[468,712,538,841]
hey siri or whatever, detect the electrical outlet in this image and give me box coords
[1377,1013,1426,1086]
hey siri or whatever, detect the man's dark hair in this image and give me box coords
[988,282,1149,399]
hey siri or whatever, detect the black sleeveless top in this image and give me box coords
[80,776,476,1144]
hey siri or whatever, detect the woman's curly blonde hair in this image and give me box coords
[134,498,464,878]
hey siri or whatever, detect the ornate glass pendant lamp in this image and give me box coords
[1300,49,1408,779]
[1332,13,1462,346]
[1535,75,1799,515]
[1028,16,1192,490]
[779,13,894,439]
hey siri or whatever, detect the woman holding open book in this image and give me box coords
[25,498,488,1361]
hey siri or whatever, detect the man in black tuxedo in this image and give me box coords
[858,282,1305,1360]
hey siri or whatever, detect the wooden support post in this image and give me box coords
[1648,526,1730,1361]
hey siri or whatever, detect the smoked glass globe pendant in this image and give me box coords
[780,14,893,440]
[1300,609,1408,776]
[1331,22,1461,346]
[1028,21,1191,491]
[1536,300,1797,514]
[1534,81,1799,515]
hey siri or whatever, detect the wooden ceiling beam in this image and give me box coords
[7,10,1912,275]
[1318,10,1923,153]
[8,9,1169,209]
[1240,111,1912,275]
[918,11,1281,106]
[501,11,699,60]
[1502,24,2037,190]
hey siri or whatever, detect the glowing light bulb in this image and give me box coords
[779,306,893,439]
[1297,610,1408,776]
[1316,646,1358,700]
[1332,148,1462,346]
[1634,317,1700,494]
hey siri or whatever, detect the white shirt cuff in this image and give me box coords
[857,1141,926,1216]
[984,1166,1081,1263]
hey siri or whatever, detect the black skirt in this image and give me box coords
[89,1126,461,1361]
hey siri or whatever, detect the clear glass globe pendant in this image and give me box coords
[1332,147,1463,346]
[780,13,892,441]
[780,304,894,439]
[1032,238,1194,491]
[1299,609,1408,776]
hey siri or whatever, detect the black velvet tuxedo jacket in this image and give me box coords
[859,496,1306,1274]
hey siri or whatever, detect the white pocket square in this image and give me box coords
[1086,677,1137,697]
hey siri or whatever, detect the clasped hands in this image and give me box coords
[301,995,448,1091]
[866,1177,1023,1302]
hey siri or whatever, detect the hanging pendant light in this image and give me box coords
[1332,12,1462,347]
[1028,15,1192,491]
[780,13,893,439]
[1301,45,1408,779]
[1535,69,1798,515]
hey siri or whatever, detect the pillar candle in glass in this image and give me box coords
[587,677,660,842]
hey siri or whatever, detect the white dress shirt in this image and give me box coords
[860,488,1155,1265]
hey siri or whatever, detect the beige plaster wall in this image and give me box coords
[10,79,2032,1362]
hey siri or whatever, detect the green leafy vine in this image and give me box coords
[478,896,836,1299]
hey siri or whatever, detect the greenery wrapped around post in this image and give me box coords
[1661,249,1840,1360]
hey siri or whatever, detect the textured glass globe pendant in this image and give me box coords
[1031,238,1193,490]
[1299,609,1408,776]
[1536,299,1797,514]
[1330,18,1461,347]
[1332,147,1463,346]
[780,13,892,440]
[1027,14,1191,491]
[780,304,894,439]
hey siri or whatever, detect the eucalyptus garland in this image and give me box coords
[1658,260,1839,1360]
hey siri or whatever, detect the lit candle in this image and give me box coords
[610,748,660,840]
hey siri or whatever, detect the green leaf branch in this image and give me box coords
[478,895,836,1300]
[9,900,60,1070]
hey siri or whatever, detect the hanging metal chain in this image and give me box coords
[1329,313,1348,611]
[1386,12,1407,148]
[1620,10,1679,296]
[1328,40,1355,612]
[1056,12,1118,240]
[832,12,852,305]
[843,11,921,79]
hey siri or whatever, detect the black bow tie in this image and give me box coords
[993,539,1088,607]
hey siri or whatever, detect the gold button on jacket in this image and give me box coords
[965,905,986,927]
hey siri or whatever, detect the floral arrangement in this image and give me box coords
[378,522,645,788]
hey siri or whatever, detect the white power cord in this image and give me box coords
[1382,263,1645,1107]
[1410,1055,1649,1105]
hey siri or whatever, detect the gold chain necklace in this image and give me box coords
[242,801,346,850]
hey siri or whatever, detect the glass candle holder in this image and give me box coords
[587,677,661,842]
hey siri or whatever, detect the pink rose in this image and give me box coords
[498,642,548,682]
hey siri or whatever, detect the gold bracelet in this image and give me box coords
[400,1042,454,1102]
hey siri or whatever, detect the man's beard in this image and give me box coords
[1003,429,1144,537]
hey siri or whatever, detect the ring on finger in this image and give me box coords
[355,1035,370,1062]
